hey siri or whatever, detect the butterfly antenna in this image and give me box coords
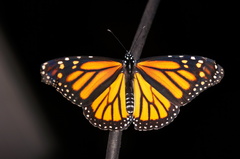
[107,29,129,53]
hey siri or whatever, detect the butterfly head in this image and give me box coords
[124,52,134,60]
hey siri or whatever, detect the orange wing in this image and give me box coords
[41,56,131,130]
[133,72,180,130]
[84,72,131,130]
[133,55,224,130]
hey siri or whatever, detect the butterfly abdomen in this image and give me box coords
[126,93,134,114]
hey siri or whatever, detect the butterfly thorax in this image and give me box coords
[124,52,134,95]
[124,52,135,74]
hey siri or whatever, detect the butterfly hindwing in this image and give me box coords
[133,72,180,130]
[84,71,132,130]
[41,56,131,130]
[133,55,224,130]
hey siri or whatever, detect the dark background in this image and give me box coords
[0,0,236,159]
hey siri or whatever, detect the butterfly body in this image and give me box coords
[41,54,224,131]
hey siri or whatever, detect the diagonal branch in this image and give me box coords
[105,1,161,159]
[130,0,161,60]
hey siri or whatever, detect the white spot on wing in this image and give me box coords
[190,56,196,60]
[58,61,63,64]
[42,65,46,70]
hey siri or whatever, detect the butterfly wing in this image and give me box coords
[133,55,224,131]
[41,56,131,130]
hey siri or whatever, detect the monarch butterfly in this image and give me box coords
[41,53,224,131]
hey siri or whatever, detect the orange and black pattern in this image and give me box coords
[132,55,223,130]
[41,55,224,131]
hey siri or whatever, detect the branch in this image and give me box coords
[105,130,122,159]
[105,1,161,159]
[131,0,161,60]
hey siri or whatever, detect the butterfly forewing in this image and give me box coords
[41,56,131,130]
[133,55,224,130]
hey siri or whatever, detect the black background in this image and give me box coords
[0,0,236,158]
